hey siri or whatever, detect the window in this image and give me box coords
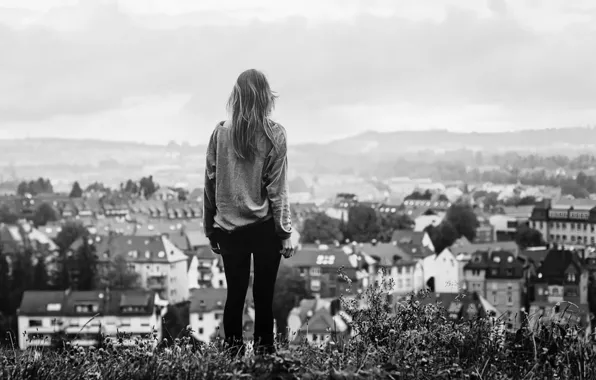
[29,319,42,327]
[506,268,513,276]
[566,273,576,283]
[492,291,498,304]
[198,328,204,334]
[565,288,578,297]
[120,319,131,326]
[507,291,513,305]
[311,279,321,291]
[538,288,543,296]
[309,267,321,276]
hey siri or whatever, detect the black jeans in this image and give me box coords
[214,218,282,352]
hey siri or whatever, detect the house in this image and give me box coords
[287,297,350,346]
[450,241,519,260]
[422,249,460,293]
[164,201,201,220]
[284,245,358,298]
[391,230,435,254]
[530,198,596,247]
[415,291,499,322]
[463,250,525,328]
[187,248,226,290]
[358,242,424,294]
[18,289,161,350]
[188,288,227,343]
[93,235,189,303]
[529,248,590,329]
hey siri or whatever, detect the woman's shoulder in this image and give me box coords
[267,120,287,144]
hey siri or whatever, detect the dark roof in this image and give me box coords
[93,234,187,263]
[18,291,66,316]
[391,230,434,259]
[536,249,584,285]
[359,243,410,266]
[451,241,518,256]
[19,289,155,317]
[284,246,355,268]
[189,288,228,313]
[464,250,524,278]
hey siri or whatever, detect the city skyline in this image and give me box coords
[0,0,595,145]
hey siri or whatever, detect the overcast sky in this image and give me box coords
[0,0,595,145]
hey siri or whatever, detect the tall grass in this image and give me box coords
[2,271,595,379]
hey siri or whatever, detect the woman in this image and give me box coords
[203,69,296,356]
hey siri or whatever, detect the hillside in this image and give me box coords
[0,127,594,184]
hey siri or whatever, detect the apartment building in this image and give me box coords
[530,199,596,247]
[187,248,226,290]
[530,248,590,328]
[284,245,359,298]
[93,234,189,303]
[188,288,227,343]
[17,289,161,350]
[463,249,524,328]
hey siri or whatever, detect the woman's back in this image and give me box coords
[204,118,292,240]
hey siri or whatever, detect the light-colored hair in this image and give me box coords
[226,69,278,161]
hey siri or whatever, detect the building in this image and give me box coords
[93,234,189,303]
[17,289,161,350]
[462,249,524,328]
[187,248,226,289]
[284,245,358,298]
[391,230,436,256]
[530,199,596,247]
[188,288,227,343]
[529,248,590,329]
[422,248,460,293]
[287,297,351,346]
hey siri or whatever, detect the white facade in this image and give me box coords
[422,249,460,293]
[189,309,223,343]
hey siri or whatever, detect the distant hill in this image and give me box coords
[0,127,595,183]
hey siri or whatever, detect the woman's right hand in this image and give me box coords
[280,237,296,258]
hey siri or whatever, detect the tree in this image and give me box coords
[53,222,91,289]
[33,202,59,226]
[139,175,158,199]
[33,257,49,290]
[0,204,18,224]
[301,212,343,244]
[377,212,414,242]
[346,205,380,243]
[272,264,311,340]
[445,204,479,242]
[123,179,139,195]
[515,224,545,250]
[69,181,83,198]
[96,253,139,290]
[17,178,53,195]
[425,220,459,254]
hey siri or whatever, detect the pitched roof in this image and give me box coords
[18,291,66,316]
[450,241,518,257]
[189,288,227,313]
[359,243,409,266]
[94,234,188,263]
[536,249,584,285]
[464,250,524,278]
[284,246,355,268]
[19,289,155,317]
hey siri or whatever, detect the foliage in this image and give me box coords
[85,182,110,193]
[96,253,140,290]
[16,178,53,195]
[424,220,459,254]
[3,273,596,379]
[301,212,343,244]
[33,202,59,226]
[346,205,380,243]
[515,224,545,250]
[0,205,18,224]
[376,212,413,242]
[445,204,479,242]
[140,175,158,199]
[272,264,312,340]
[404,189,432,200]
[32,257,49,291]
[53,222,96,290]
[69,181,83,198]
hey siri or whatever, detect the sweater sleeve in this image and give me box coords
[264,127,293,240]
[203,127,218,239]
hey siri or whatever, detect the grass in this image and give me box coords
[2,274,596,379]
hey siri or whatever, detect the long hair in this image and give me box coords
[226,69,278,161]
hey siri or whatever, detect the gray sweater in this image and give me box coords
[203,120,293,240]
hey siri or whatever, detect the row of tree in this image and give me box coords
[16,178,53,196]
[300,206,414,245]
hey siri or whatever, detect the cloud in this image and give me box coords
[0,0,595,143]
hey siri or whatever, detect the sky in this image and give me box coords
[0,0,595,145]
